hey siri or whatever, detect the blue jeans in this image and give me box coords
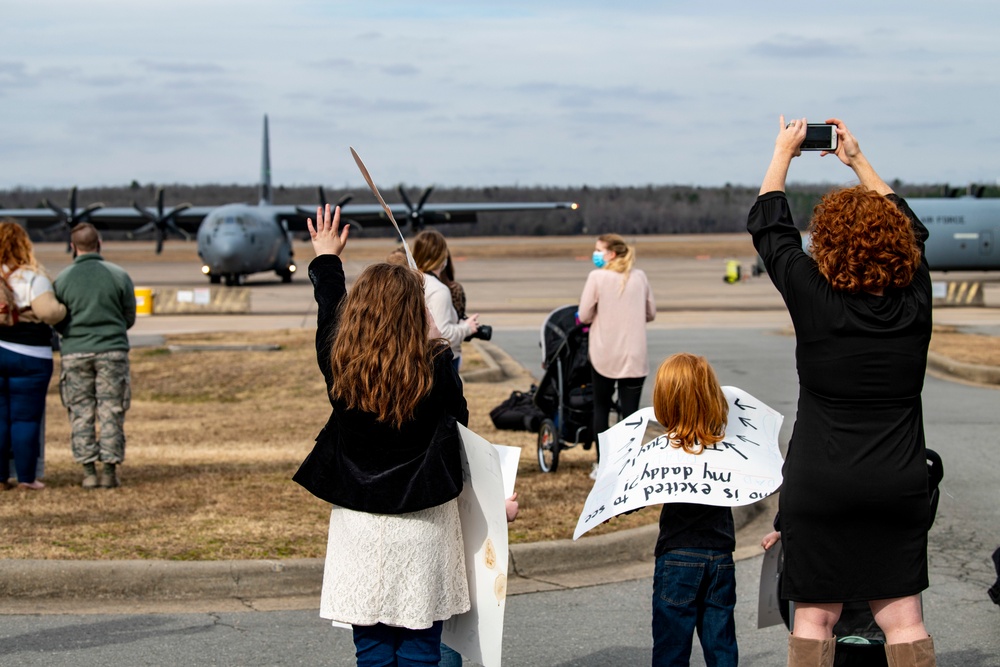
[439,643,462,667]
[652,549,738,667]
[352,621,443,667]
[0,347,53,484]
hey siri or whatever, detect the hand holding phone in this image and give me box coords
[786,122,838,151]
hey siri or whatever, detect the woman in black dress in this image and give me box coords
[748,118,935,666]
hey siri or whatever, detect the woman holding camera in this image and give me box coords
[413,230,479,372]
[748,118,935,667]
[578,233,656,472]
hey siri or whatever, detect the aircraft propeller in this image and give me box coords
[295,188,353,218]
[131,188,192,254]
[42,186,104,251]
[397,185,439,232]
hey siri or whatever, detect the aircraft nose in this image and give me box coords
[207,233,246,273]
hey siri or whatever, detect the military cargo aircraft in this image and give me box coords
[908,194,998,271]
[0,116,579,285]
[752,189,1000,276]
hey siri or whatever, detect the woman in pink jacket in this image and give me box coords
[579,233,656,473]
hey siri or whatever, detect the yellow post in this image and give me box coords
[134,287,154,316]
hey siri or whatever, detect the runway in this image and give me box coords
[32,237,1000,340]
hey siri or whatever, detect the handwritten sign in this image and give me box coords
[440,426,514,667]
[573,386,784,540]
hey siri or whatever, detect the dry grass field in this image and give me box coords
[0,331,659,560]
[1,323,995,561]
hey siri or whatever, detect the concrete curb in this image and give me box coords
[0,504,764,604]
[509,501,762,579]
[461,340,527,383]
[926,350,1000,386]
[0,559,324,602]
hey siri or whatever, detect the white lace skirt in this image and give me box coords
[319,498,470,629]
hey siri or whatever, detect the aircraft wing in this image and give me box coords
[0,206,215,234]
[276,200,579,231]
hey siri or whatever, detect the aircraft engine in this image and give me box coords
[131,188,192,254]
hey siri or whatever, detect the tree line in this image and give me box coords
[1,180,989,239]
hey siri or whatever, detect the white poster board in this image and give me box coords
[574,386,784,540]
[440,426,514,667]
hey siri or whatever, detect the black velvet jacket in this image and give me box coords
[292,255,469,514]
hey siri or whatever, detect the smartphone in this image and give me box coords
[790,123,838,151]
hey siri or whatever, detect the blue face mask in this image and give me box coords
[592,250,606,269]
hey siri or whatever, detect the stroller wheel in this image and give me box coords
[537,419,560,473]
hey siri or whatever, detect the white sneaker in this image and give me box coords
[589,463,599,480]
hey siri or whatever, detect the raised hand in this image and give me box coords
[822,117,861,166]
[777,115,806,158]
[307,204,350,257]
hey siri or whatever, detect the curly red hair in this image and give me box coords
[808,186,921,293]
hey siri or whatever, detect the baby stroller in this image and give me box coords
[533,305,601,473]
[773,449,944,667]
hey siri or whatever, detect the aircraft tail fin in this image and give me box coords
[259,114,272,206]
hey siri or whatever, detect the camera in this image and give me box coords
[788,123,838,151]
[464,324,492,342]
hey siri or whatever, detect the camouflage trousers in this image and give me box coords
[59,350,131,465]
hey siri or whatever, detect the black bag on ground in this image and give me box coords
[490,386,546,432]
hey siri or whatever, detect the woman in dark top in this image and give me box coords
[748,118,935,666]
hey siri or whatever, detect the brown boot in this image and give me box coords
[788,634,835,667]
[82,462,99,489]
[885,636,936,667]
[99,462,120,489]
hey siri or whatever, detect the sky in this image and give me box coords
[2,1,999,191]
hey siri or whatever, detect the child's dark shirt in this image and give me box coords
[655,503,735,557]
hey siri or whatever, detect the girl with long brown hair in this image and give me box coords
[0,220,66,490]
[650,353,738,666]
[293,206,470,666]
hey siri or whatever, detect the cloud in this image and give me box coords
[513,81,682,107]
[307,58,357,69]
[749,35,858,59]
[135,60,226,75]
[323,96,435,113]
[0,61,32,89]
[381,64,420,77]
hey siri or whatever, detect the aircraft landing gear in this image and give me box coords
[209,274,221,285]
[277,268,294,283]
[223,274,243,287]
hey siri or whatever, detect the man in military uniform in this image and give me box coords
[55,223,136,489]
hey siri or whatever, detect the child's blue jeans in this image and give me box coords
[652,548,738,666]
[352,621,443,666]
